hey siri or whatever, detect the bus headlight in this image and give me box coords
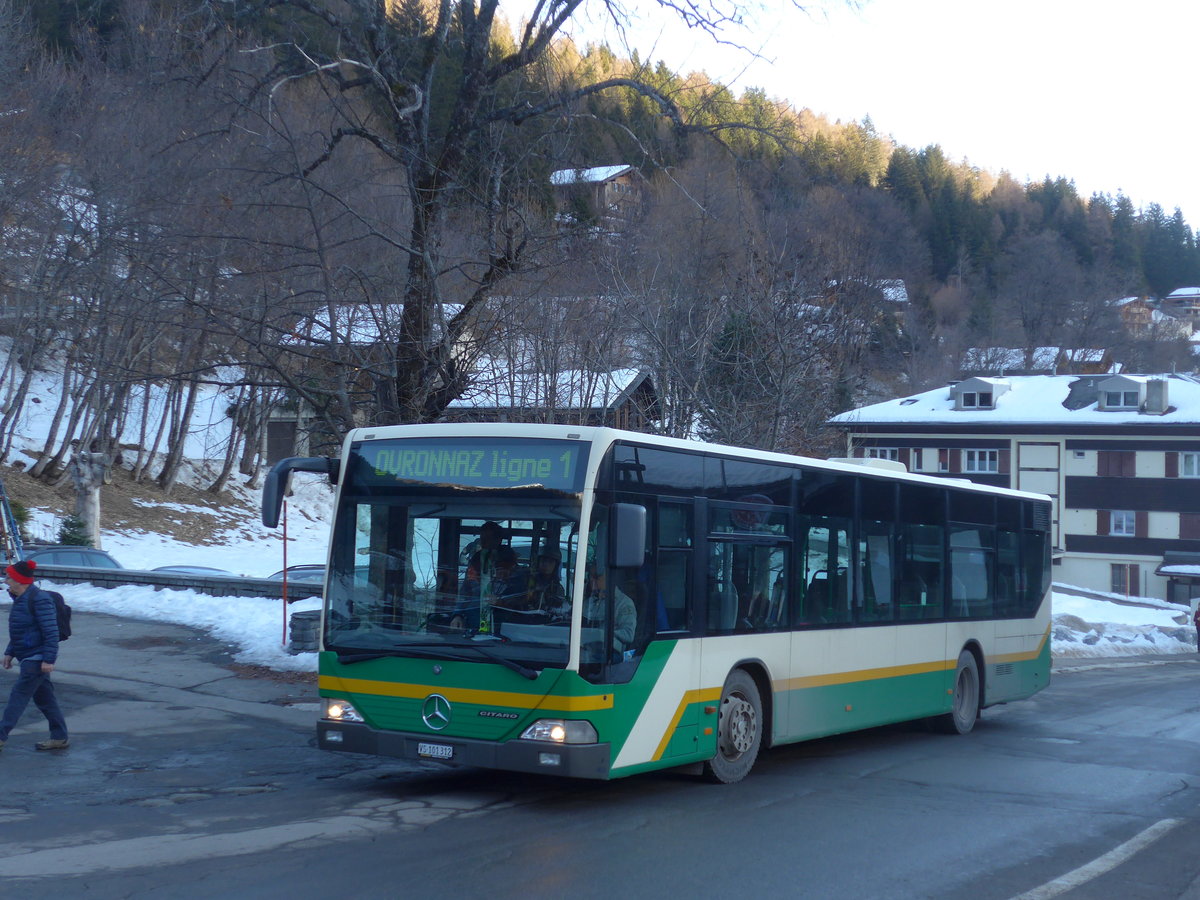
[520,719,597,744]
[323,698,363,723]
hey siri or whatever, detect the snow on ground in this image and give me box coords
[100,475,334,577]
[1052,591,1196,658]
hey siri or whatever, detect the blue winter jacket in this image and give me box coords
[4,584,59,664]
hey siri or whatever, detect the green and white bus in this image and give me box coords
[264,423,1052,783]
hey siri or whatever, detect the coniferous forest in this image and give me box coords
[2,0,1198,489]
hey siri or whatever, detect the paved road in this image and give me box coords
[0,610,327,847]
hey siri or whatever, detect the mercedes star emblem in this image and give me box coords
[421,693,452,730]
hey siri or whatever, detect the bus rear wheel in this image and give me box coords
[933,650,980,735]
[704,669,762,784]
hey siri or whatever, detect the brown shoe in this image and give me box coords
[35,739,69,751]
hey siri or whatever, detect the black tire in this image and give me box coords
[703,669,763,784]
[933,650,980,734]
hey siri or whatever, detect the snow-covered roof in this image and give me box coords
[1166,286,1200,300]
[1102,373,1148,386]
[550,165,634,186]
[880,280,908,303]
[959,376,1008,388]
[829,374,1200,426]
[1158,565,1200,577]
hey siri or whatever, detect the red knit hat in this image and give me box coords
[6,559,36,584]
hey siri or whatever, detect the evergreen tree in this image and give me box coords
[57,514,91,547]
[884,147,925,213]
[1110,193,1142,278]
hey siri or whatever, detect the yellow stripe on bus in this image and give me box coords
[775,627,1050,692]
[318,675,614,712]
[651,687,721,762]
[776,659,950,692]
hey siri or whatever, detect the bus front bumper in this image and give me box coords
[318,720,612,779]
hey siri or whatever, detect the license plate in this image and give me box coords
[417,742,454,760]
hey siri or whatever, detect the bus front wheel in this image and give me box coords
[934,650,980,735]
[704,669,762,783]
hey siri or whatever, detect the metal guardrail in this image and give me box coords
[30,564,324,601]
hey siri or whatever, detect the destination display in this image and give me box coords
[350,438,588,492]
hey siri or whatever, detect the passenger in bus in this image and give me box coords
[461,520,506,601]
[518,547,567,618]
[454,546,528,632]
[583,563,637,657]
[485,548,529,606]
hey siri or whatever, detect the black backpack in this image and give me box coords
[30,590,72,642]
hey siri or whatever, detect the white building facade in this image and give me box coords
[829,374,1200,605]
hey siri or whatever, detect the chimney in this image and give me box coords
[1144,378,1169,415]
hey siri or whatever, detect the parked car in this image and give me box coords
[22,545,124,569]
[267,564,326,584]
[152,565,236,576]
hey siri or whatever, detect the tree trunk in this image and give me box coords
[70,450,109,548]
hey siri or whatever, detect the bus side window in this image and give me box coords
[898,522,944,621]
[799,520,850,625]
[706,541,787,632]
[857,522,894,623]
[996,531,1020,616]
[657,502,692,632]
[656,551,690,631]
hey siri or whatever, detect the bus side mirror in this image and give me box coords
[610,503,646,568]
[262,457,339,528]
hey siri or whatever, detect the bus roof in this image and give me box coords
[343,422,1051,504]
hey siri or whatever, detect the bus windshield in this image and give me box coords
[323,495,583,669]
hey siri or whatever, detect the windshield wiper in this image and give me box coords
[333,651,396,664]
[334,641,539,680]
[453,645,539,680]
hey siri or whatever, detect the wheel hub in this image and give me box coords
[721,693,757,756]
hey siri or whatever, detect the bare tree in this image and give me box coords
[180,0,813,430]
[994,231,1086,366]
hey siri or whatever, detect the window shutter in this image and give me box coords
[853,446,865,458]
[898,449,910,470]
[1097,452,1110,476]
[1181,513,1200,540]
[950,450,962,474]
[938,449,948,471]
[1135,510,1148,538]
[1097,510,1109,535]
[1122,451,1136,477]
[998,448,1010,474]
[1166,452,1179,478]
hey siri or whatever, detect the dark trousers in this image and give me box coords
[0,659,68,742]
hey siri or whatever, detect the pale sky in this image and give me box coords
[521,0,1200,227]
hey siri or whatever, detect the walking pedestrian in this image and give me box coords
[1193,602,1200,653]
[0,559,69,751]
